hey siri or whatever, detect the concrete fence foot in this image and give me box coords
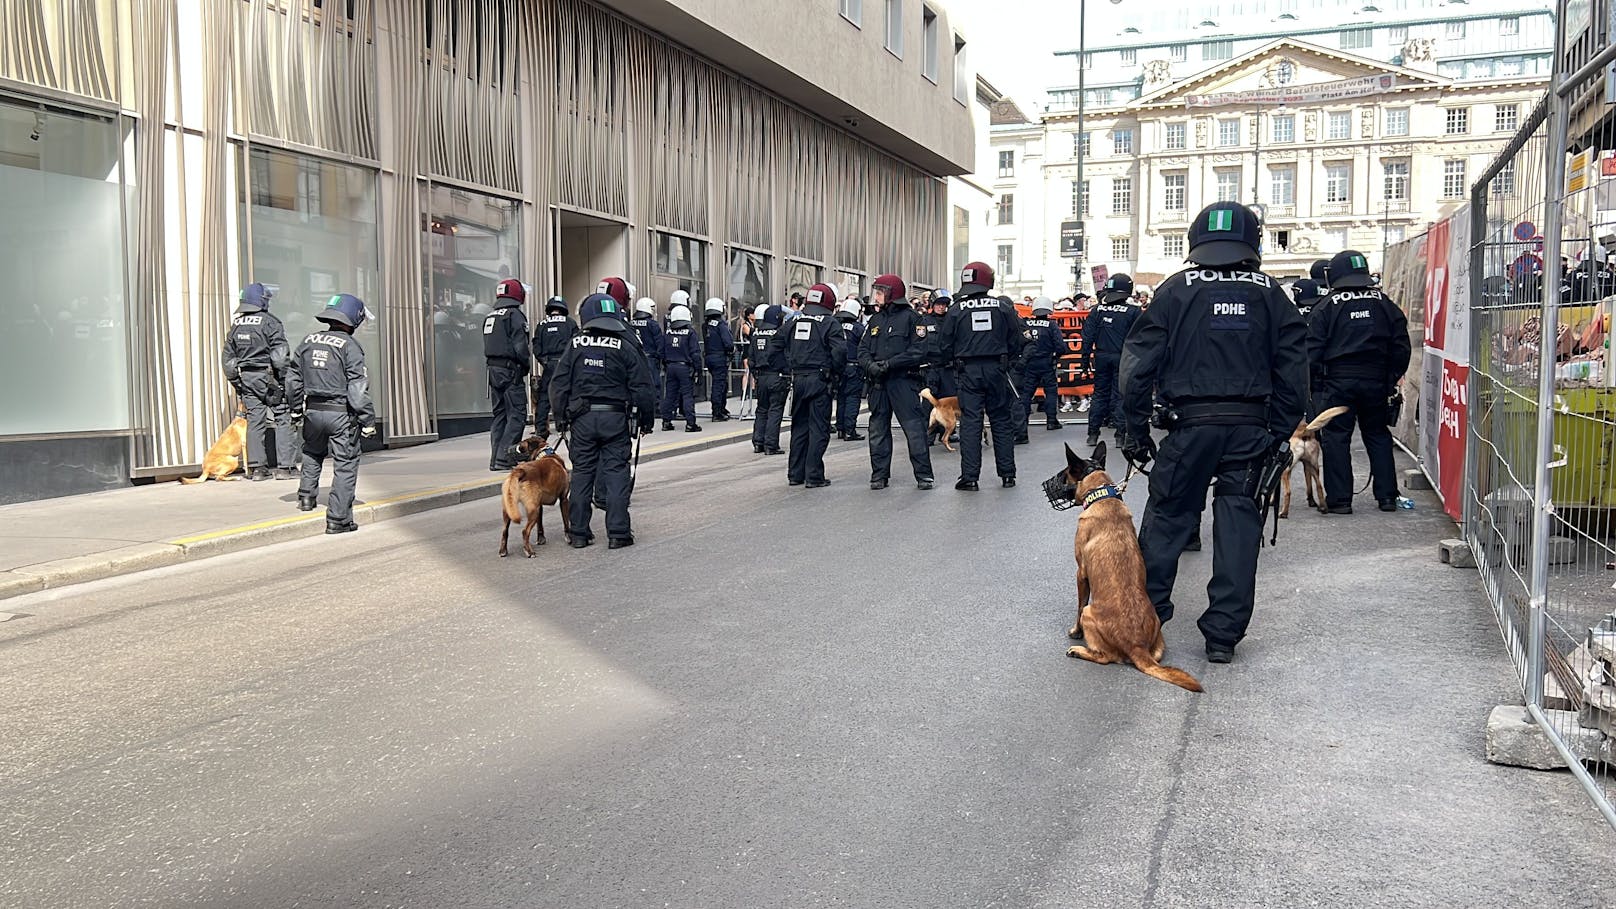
[1438,538,1476,568]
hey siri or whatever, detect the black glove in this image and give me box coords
[1120,429,1157,468]
[266,378,285,407]
[639,418,655,435]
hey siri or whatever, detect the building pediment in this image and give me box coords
[1133,38,1447,109]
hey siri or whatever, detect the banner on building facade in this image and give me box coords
[1186,73,1397,109]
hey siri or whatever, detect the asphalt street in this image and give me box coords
[2,426,1611,908]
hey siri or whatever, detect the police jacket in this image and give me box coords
[548,327,658,423]
[749,320,789,373]
[938,293,1024,364]
[703,317,733,366]
[858,305,927,378]
[1021,315,1065,367]
[841,319,865,368]
[222,310,290,379]
[774,303,845,375]
[1118,266,1308,441]
[482,300,530,371]
[1306,287,1411,389]
[918,312,945,368]
[1081,300,1140,365]
[631,314,665,362]
[532,315,577,363]
[662,320,703,370]
[1294,296,1324,325]
[286,329,378,429]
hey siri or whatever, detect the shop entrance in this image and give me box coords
[553,209,629,304]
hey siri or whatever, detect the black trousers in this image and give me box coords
[836,365,864,433]
[663,363,697,426]
[533,359,559,429]
[788,372,832,484]
[1089,352,1121,434]
[752,372,789,450]
[239,370,295,470]
[1319,377,1399,508]
[298,409,361,525]
[868,374,933,483]
[1137,424,1269,648]
[707,360,730,418]
[568,409,633,541]
[956,361,1017,482]
[488,362,528,467]
[1018,361,1060,425]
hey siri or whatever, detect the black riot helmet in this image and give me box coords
[545,295,569,315]
[1187,202,1262,268]
[579,293,628,333]
[1100,274,1135,304]
[1310,259,1331,288]
[1291,278,1323,303]
[1328,250,1375,289]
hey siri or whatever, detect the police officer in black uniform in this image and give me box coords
[223,282,297,480]
[631,297,666,405]
[919,291,955,445]
[858,273,935,491]
[484,278,531,471]
[1081,274,1141,448]
[1309,258,1331,294]
[661,300,704,432]
[1016,295,1065,441]
[702,298,735,421]
[1290,277,1326,324]
[1308,249,1412,514]
[774,283,845,487]
[748,304,790,455]
[531,295,575,434]
[1119,202,1308,663]
[286,294,379,534]
[549,293,657,549]
[938,262,1024,490]
[835,299,866,442]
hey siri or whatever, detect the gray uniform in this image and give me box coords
[286,330,377,527]
[222,311,296,472]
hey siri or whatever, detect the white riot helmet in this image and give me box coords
[752,303,770,322]
[626,282,637,299]
[669,304,693,323]
[836,299,861,320]
[635,297,657,316]
[670,289,690,309]
[704,298,725,316]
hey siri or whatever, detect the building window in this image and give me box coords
[922,6,939,81]
[1203,40,1233,61]
[996,243,1014,278]
[1111,237,1132,261]
[1121,48,1138,67]
[840,0,862,26]
[1494,161,1516,196]
[1389,25,1408,43]
[1215,169,1241,202]
[1075,131,1091,158]
[1327,111,1351,140]
[1113,128,1134,155]
[1325,163,1351,203]
[1217,118,1241,147]
[1443,158,1467,197]
[1500,56,1524,76]
[1081,52,1094,70]
[1272,113,1295,143]
[1383,159,1409,201]
[1384,107,1409,137]
[1112,177,1133,214]
[1446,20,1466,39]
[884,0,903,57]
[1270,229,1292,252]
[1162,172,1187,211]
[1500,16,1520,36]
[1271,166,1296,205]
[1073,179,1090,216]
[1340,28,1372,50]
[952,205,970,277]
[1170,44,1187,62]
[1163,234,1186,259]
[997,150,1014,178]
[1495,103,1520,133]
[996,193,1014,224]
[425,186,523,419]
[953,35,968,104]
[1445,108,1469,134]
[1165,122,1186,150]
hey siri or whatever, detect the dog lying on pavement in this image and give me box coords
[179,417,249,484]
[1045,442,1203,692]
[499,435,571,557]
[1280,406,1349,518]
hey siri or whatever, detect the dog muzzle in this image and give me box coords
[1043,471,1078,511]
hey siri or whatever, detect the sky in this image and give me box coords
[948,0,1135,110]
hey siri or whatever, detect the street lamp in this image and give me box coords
[1072,0,1124,298]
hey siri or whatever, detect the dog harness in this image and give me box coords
[1081,485,1123,509]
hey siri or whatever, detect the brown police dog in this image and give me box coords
[1052,442,1203,692]
[179,416,249,484]
[499,436,571,558]
[1280,406,1349,518]
[920,388,961,451]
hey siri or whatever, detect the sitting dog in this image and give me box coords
[1044,442,1202,692]
[179,416,249,484]
[499,435,571,558]
[1280,406,1349,518]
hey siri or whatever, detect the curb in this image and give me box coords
[0,428,751,603]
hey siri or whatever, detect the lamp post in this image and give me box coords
[1073,0,1087,297]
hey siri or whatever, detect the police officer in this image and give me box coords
[549,293,657,549]
[631,297,666,404]
[748,304,790,455]
[661,299,703,432]
[286,294,379,535]
[222,282,296,480]
[1290,277,1326,323]
[484,278,531,471]
[531,295,575,434]
[937,262,1024,490]
[1308,249,1412,514]
[858,273,935,490]
[1309,258,1331,293]
[919,290,956,445]
[1017,295,1065,441]
[701,298,735,421]
[1118,202,1308,663]
[774,282,845,487]
[1081,274,1141,449]
[835,299,866,442]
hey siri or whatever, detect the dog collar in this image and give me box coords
[541,447,556,456]
[1081,485,1123,508]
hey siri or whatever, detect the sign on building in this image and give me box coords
[1059,221,1085,258]
[1186,74,1397,108]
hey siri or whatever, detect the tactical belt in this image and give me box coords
[1172,400,1267,428]
[586,402,627,413]
[961,355,1002,363]
[306,400,347,413]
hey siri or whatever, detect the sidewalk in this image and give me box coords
[0,421,755,602]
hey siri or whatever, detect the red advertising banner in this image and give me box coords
[1423,218,1451,352]
[1438,360,1469,521]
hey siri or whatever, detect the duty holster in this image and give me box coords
[1386,390,1404,427]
